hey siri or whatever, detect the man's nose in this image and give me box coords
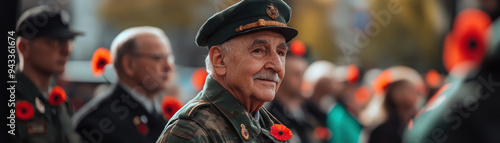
[264,51,283,73]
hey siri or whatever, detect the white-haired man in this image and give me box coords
[157,0,298,142]
[73,26,174,143]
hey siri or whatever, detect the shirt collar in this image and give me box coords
[118,83,161,114]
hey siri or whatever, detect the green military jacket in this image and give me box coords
[9,72,79,143]
[157,76,287,143]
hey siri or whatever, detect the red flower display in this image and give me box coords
[91,47,111,77]
[443,9,491,72]
[289,40,306,57]
[191,68,208,91]
[270,124,293,141]
[162,96,183,121]
[49,86,67,106]
[16,101,34,121]
[346,64,359,84]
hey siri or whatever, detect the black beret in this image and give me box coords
[16,5,82,39]
[195,0,298,47]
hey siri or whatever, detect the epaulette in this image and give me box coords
[178,99,211,119]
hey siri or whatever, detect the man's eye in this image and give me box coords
[253,48,263,53]
[277,50,286,56]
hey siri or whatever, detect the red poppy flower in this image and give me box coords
[162,96,183,121]
[290,40,306,57]
[270,124,293,141]
[136,123,149,136]
[91,47,111,77]
[372,70,393,95]
[443,9,491,72]
[191,68,208,91]
[16,101,35,121]
[354,86,371,105]
[49,86,67,106]
[346,64,359,84]
[313,126,331,140]
[425,69,441,88]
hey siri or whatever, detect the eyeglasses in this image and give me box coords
[132,53,170,63]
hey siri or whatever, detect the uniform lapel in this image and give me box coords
[203,76,262,141]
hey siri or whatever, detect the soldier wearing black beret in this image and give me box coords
[10,5,82,143]
[157,0,298,142]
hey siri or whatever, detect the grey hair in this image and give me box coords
[110,26,172,75]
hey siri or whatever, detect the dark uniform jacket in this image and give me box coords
[157,76,287,142]
[10,72,79,143]
[73,84,166,143]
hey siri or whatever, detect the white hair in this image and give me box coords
[110,26,173,74]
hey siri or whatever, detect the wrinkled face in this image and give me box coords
[130,34,173,93]
[279,56,307,98]
[224,31,287,102]
[23,37,73,74]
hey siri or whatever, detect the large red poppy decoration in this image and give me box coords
[270,124,293,141]
[16,101,35,121]
[161,96,183,121]
[191,68,208,91]
[91,47,112,77]
[49,86,67,106]
[443,9,491,72]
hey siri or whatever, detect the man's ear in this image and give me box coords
[17,38,28,58]
[210,46,226,76]
[122,55,135,76]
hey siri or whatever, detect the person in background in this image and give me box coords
[72,26,174,143]
[10,5,82,143]
[369,80,419,143]
[267,40,311,143]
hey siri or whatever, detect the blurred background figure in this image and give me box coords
[72,26,174,143]
[369,80,420,143]
[11,5,82,143]
[267,40,314,143]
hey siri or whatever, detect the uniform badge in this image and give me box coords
[240,124,250,140]
[133,115,149,136]
[35,97,45,113]
[266,3,279,20]
[26,120,47,135]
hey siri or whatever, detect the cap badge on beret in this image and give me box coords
[266,3,279,20]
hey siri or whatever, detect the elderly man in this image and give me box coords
[73,26,174,143]
[157,0,298,142]
[10,5,82,143]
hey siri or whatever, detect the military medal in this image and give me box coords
[240,124,250,140]
[35,97,45,113]
[134,115,149,136]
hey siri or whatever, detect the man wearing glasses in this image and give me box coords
[73,26,174,143]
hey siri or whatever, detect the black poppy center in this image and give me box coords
[279,131,283,135]
[53,95,60,101]
[22,108,27,113]
[98,59,107,68]
[469,38,477,50]
[166,107,172,113]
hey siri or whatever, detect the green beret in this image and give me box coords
[195,0,298,47]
